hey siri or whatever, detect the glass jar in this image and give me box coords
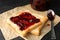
[31,0,50,11]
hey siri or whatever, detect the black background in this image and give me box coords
[0,0,60,40]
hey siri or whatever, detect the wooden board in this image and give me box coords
[0,4,60,40]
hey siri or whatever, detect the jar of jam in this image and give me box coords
[31,0,50,11]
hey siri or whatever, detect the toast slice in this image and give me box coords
[30,15,48,36]
[7,10,42,36]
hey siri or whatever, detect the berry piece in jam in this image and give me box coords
[19,12,36,20]
[10,16,20,23]
[10,12,40,30]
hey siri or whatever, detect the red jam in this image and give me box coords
[47,12,55,21]
[47,24,50,26]
[31,0,50,11]
[10,12,40,30]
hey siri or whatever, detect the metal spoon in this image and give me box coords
[47,9,56,39]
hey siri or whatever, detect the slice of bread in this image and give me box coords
[30,15,48,36]
[7,10,42,36]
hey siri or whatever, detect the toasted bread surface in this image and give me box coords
[30,15,48,36]
[7,10,42,36]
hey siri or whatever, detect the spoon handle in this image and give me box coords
[51,21,56,39]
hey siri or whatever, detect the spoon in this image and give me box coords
[47,9,56,39]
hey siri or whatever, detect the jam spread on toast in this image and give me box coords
[10,12,40,30]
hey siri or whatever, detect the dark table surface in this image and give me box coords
[0,0,60,40]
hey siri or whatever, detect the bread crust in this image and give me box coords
[7,10,42,36]
[30,15,48,36]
